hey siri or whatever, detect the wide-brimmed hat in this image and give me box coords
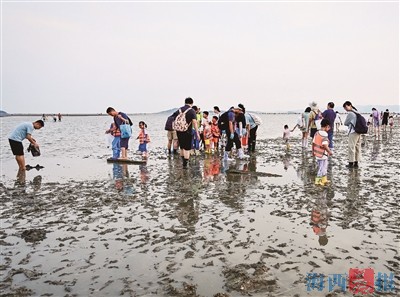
[309,101,319,111]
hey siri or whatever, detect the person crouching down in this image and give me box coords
[137,121,150,159]
[312,119,333,186]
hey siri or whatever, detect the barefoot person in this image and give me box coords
[8,120,44,170]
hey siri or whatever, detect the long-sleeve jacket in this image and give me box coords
[344,111,357,134]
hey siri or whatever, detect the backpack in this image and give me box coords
[311,110,322,129]
[217,111,230,131]
[249,113,262,126]
[172,108,191,132]
[165,115,175,131]
[352,112,368,134]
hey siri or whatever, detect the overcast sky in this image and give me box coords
[1,1,398,114]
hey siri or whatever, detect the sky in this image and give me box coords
[1,1,399,114]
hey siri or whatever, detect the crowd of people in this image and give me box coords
[7,99,396,181]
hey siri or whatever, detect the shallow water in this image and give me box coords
[1,114,399,296]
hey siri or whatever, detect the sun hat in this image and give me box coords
[309,101,319,111]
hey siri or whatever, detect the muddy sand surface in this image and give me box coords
[1,129,399,296]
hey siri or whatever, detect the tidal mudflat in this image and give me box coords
[1,129,399,296]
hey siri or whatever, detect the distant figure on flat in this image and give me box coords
[8,120,44,170]
[58,113,62,121]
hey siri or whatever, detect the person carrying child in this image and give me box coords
[312,119,333,186]
[137,121,150,159]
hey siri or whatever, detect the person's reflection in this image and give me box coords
[282,153,291,171]
[218,159,254,211]
[112,163,124,191]
[139,165,149,184]
[371,139,380,161]
[112,163,130,192]
[203,157,213,182]
[297,150,313,185]
[176,197,199,231]
[381,129,388,144]
[340,169,362,229]
[31,175,42,191]
[310,188,331,246]
[171,169,200,230]
[210,157,221,180]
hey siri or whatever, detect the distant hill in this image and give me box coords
[287,105,399,114]
[354,105,399,113]
[0,110,9,117]
[154,108,178,115]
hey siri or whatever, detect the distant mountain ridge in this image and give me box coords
[287,105,399,114]
[0,110,9,117]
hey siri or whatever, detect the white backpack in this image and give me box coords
[172,108,191,132]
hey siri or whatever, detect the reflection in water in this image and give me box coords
[139,165,149,184]
[165,157,201,230]
[176,197,199,229]
[202,156,221,182]
[371,140,380,161]
[219,157,259,211]
[282,153,291,171]
[13,171,43,194]
[339,169,363,229]
[31,175,43,191]
[381,129,389,145]
[112,163,134,194]
[164,155,261,228]
[297,151,314,185]
[310,188,333,246]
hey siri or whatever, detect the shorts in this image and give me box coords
[310,128,318,138]
[382,119,388,125]
[177,131,192,151]
[120,137,129,149]
[138,143,147,152]
[373,118,380,127]
[167,130,178,141]
[9,139,24,156]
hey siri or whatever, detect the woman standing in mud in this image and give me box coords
[343,101,362,169]
[300,107,311,148]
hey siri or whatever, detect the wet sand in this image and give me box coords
[1,128,399,296]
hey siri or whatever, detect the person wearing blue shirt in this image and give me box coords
[322,102,337,150]
[8,120,44,170]
[106,107,131,159]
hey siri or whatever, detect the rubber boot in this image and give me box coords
[353,161,359,168]
[321,176,330,185]
[346,162,354,169]
[315,177,323,185]
[224,151,233,161]
[238,148,249,160]
[182,158,189,169]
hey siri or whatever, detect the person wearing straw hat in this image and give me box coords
[308,101,322,140]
